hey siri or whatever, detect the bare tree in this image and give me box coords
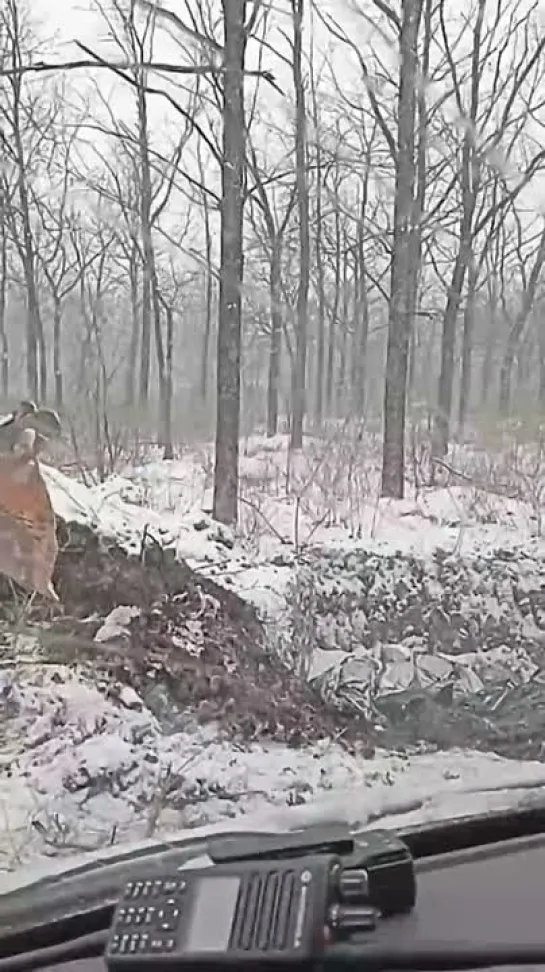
[0,180,9,397]
[289,0,310,451]
[157,256,193,459]
[432,0,545,454]
[431,0,486,458]
[499,219,545,414]
[247,143,297,437]
[195,140,217,402]
[0,0,59,400]
[92,0,196,418]
[381,0,424,497]
[212,0,249,524]
[32,123,94,407]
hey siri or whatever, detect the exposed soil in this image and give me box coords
[0,518,374,752]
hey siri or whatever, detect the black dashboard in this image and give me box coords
[7,835,545,972]
[31,831,545,972]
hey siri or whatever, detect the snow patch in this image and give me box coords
[3,661,545,875]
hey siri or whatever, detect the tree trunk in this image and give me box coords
[53,294,63,408]
[198,143,214,402]
[0,190,8,399]
[213,0,247,525]
[290,0,310,450]
[125,242,140,406]
[457,256,477,436]
[336,247,350,417]
[381,0,423,498]
[432,0,485,456]
[163,305,174,459]
[137,82,155,406]
[499,223,545,416]
[267,244,282,437]
[326,185,341,413]
[352,191,369,415]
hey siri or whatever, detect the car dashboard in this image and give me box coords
[7,830,545,972]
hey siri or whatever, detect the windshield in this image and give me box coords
[1,0,545,898]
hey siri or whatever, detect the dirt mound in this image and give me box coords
[2,518,372,752]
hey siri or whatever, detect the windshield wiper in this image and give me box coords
[396,800,545,860]
[0,824,354,940]
[0,830,253,924]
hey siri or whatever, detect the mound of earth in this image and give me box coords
[0,517,373,752]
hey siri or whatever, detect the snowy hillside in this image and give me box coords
[2,431,545,872]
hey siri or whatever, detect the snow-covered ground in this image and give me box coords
[6,656,545,876]
[3,430,545,876]
[48,431,545,618]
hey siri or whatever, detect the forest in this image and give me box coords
[1,0,544,523]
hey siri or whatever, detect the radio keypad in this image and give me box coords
[108,878,186,956]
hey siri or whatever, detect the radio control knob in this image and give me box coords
[338,868,369,903]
